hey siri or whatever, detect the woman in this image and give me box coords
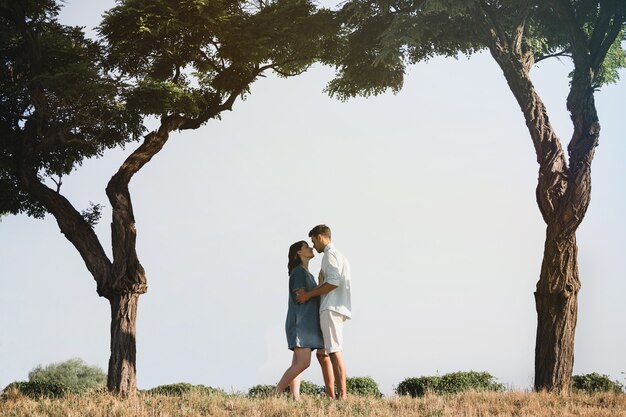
[274,240,325,400]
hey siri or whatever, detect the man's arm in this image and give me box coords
[295,282,337,304]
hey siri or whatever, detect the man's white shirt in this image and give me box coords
[320,243,352,319]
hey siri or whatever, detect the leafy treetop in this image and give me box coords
[99,0,339,123]
[0,0,143,217]
[326,0,626,100]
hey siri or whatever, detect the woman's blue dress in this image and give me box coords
[285,265,324,350]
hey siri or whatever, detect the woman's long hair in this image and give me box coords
[288,241,307,275]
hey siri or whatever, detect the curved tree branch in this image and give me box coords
[19,151,112,294]
[591,12,625,72]
[535,50,572,64]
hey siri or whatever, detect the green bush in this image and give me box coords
[572,373,624,394]
[248,384,276,398]
[248,380,325,397]
[145,383,224,396]
[293,380,325,396]
[2,380,69,399]
[396,376,440,398]
[346,376,382,397]
[249,377,381,398]
[396,371,504,397]
[28,358,106,393]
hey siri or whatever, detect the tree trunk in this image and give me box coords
[534,231,580,393]
[103,127,173,395]
[107,292,140,395]
[474,6,588,392]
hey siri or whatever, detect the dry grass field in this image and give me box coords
[1,390,625,417]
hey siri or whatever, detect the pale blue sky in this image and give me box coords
[1,1,625,395]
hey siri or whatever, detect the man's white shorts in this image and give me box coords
[320,309,348,354]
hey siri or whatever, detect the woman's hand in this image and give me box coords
[318,270,325,285]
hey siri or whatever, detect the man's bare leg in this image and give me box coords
[317,352,335,398]
[329,351,347,399]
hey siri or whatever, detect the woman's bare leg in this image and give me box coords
[317,351,335,398]
[288,354,302,400]
[275,348,311,399]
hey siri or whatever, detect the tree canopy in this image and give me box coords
[99,0,338,123]
[327,0,626,100]
[0,0,143,219]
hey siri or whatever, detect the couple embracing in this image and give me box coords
[275,224,352,400]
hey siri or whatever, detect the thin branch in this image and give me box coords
[272,66,309,77]
[535,50,573,64]
[50,175,63,193]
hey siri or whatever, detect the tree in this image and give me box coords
[327,0,625,392]
[1,0,336,395]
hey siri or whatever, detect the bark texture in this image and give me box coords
[107,293,140,393]
[534,232,580,392]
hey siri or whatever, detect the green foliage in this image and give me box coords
[346,376,382,397]
[248,384,276,398]
[295,380,325,396]
[247,380,324,397]
[80,202,104,227]
[326,0,479,100]
[145,383,224,396]
[396,376,440,398]
[28,358,106,393]
[572,373,624,394]
[100,0,339,118]
[2,380,69,399]
[396,371,504,397]
[592,27,626,86]
[328,0,626,99]
[0,0,144,218]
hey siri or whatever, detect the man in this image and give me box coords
[296,224,351,399]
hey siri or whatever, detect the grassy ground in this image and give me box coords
[1,390,625,417]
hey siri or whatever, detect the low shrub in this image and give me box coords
[572,373,624,394]
[2,381,69,399]
[396,376,440,398]
[249,377,382,398]
[28,358,106,393]
[396,371,504,397]
[145,383,224,396]
[294,380,325,396]
[248,380,325,397]
[248,384,276,398]
[347,376,382,397]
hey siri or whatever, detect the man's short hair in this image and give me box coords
[309,224,331,239]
